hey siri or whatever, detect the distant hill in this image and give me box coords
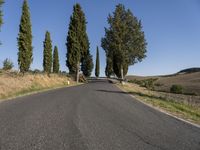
[126,69,200,96]
[178,68,200,74]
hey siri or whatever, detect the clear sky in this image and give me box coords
[0,0,200,76]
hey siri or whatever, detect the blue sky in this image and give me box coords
[0,0,200,76]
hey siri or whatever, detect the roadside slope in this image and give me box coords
[0,72,74,100]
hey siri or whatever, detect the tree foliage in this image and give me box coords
[17,0,33,73]
[66,3,90,82]
[43,31,52,74]
[95,46,100,77]
[53,46,60,73]
[3,58,13,70]
[81,51,93,77]
[102,4,147,79]
[0,0,4,30]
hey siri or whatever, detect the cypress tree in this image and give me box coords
[105,57,113,78]
[95,46,100,77]
[17,0,33,73]
[81,51,93,77]
[53,46,60,73]
[0,0,4,30]
[102,4,147,80]
[66,3,89,82]
[43,31,52,74]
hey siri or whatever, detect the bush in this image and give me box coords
[3,58,14,70]
[170,85,183,94]
[129,78,158,90]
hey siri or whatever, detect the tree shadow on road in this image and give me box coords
[96,89,128,94]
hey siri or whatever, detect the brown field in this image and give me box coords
[0,71,75,100]
[126,72,200,96]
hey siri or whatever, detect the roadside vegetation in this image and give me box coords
[0,70,76,100]
[117,82,200,124]
[127,71,200,96]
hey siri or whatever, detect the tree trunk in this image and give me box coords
[121,65,125,85]
[121,66,124,81]
[76,62,80,83]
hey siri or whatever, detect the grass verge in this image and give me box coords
[0,82,79,101]
[117,83,200,125]
[0,73,81,102]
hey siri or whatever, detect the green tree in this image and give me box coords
[81,52,93,77]
[102,4,147,80]
[105,59,112,78]
[53,46,60,73]
[0,0,4,30]
[3,58,13,70]
[66,3,89,82]
[17,0,33,73]
[95,46,100,77]
[43,31,52,74]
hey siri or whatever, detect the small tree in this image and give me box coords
[53,46,60,73]
[95,46,100,77]
[43,31,52,74]
[3,58,13,70]
[170,85,183,94]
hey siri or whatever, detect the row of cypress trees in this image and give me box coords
[43,31,60,74]
[17,1,94,81]
[2,1,146,81]
[18,0,59,74]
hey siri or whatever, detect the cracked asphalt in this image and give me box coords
[0,79,200,150]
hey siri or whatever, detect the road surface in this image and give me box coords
[0,79,200,150]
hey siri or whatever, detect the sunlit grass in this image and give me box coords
[118,84,200,124]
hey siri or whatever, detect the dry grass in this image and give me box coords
[117,83,200,125]
[0,72,75,100]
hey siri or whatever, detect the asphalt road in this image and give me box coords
[0,79,200,150]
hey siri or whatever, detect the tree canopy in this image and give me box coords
[17,0,33,73]
[102,4,147,79]
[66,3,90,82]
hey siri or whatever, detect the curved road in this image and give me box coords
[0,79,200,150]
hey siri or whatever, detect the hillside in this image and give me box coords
[178,68,200,74]
[126,71,200,96]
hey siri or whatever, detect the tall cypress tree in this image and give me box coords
[0,0,4,30]
[53,46,60,73]
[18,0,33,73]
[102,4,147,80]
[95,46,100,77]
[66,3,89,82]
[43,31,52,74]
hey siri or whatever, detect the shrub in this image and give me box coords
[3,58,14,70]
[170,85,183,94]
[129,78,157,90]
[33,69,42,74]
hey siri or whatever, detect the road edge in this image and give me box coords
[115,84,200,129]
[0,83,84,103]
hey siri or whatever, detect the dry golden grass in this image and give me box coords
[0,72,75,100]
[118,83,200,124]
